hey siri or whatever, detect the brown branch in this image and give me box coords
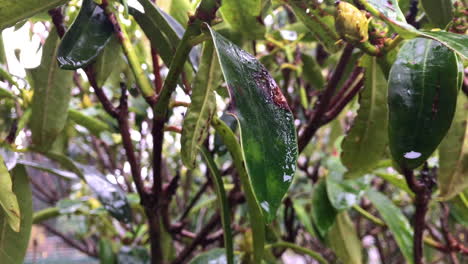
[322,77,364,124]
[151,48,163,94]
[178,180,211,221]
[42,223,97,257]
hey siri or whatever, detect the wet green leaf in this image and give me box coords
[95,36,122,87]
[0,155,20,232]
[209,27,298,222]
[325,212,362,264]
[0,0,68,30]
[189,248,240,264]
[326,177,369,211]
[57,0,113,69]
[341,55,388,178]
[438,94,468,200]
[181,42,221,169]
[388,38,459,170]
[366,189,414,264]
[220,0,265,40]
[311,180,337,238]
[29,29,73,150]
[0,165,33,264]
[285,0,341,53]
[421,0,454,28]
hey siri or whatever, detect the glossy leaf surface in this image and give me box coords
[311,180,337,238]
[366,189,414,264]
[0,0,68,30]
[438,94,468,200]
[326,212,362,264]
[0,165,32,264]
[0,155,20,232]
[29,30,73,150]
[220,0,265,39]
[57,0,113,69]
[181,42,220,168]
[94,36,121,87]
[341,55,388,178]
[388,38,459,170]
[421,0,453,28]
[209,27,298,222]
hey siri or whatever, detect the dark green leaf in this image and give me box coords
[0,0,68,30]
[0,155,20,232]
[99,238,117,264]
[341,55,388,178]
[388,38,459,170]
[438,94,468,200]
[326,176,369,212]
[57,0,113,69]
[219,0,265,40]
[311,180,337,238]
[209,27,298,222]
[421,0,454,28]
[94,36,122,87]
[29,29,73,150]
[118,246,150,264]
[181,42,221,168]
[0,165,33,264]
[301,53,325,90]
[325,212,362,264]
[189,248,240,264]
[366,189,414,264]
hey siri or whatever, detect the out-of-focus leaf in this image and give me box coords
[449,192,468,226]
[311,179,337,238]
[341,55,388,178]
[366,189,414,264]
[117,246,150,264]
[325,212,362,264]
[181,42,220,168]
[99,238,117,264]
[0,148,18,171]
[326,177,369,212]
[199,147,234,264]
[57,0,113,69]
[388,38,459,170]
[220,0,265,40]
[0,155,20,232]
[0,0,68,30]
[95,36,122,87]
[0,165,32,264]
[301,53,325,90]
[68,109,113,136]
[421,0,454,28]
[438,94,468,200]
[209,27,298,222]
[292,201,316,236]
[167,0,191,26]
[29,29,73,150]
[17,159,77,180]
[285,0,341,53]
[364,0,468,58]
[189,248,240,264]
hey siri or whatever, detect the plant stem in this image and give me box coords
[352,204,386,226]
[265,241,329,264]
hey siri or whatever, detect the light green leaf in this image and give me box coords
[325,212,362,264]
[167,0,191,26]
[95,36,122,87]
[0,0,69,30]
[0,155,20,232]
[68,109,113,136]
[181,42,220,169]
[438,94,468,200]
[341,55,388,178]
[29,29,73,150]
[311,180,337,238]
[209,27,298,223]
[220,0,265,39]
[421,0,454,28]
[0,165,33,264]
[366,189,414,264]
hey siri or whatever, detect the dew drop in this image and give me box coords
[404,151,421,159]
[260,201,270,212]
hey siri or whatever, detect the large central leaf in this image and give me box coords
[208,27,298,222]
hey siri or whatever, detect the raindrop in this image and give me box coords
[404,151,421,159]
[260,201,270,212]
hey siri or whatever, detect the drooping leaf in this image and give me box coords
[326,176,369,212]
[292,201,316,237]
[0,155,20,232]
[95,36,122,87]
[285,0,341,53]
[0,165,33,264]
[219,0,265,40]
[199,147,234,264]
[388,38,459,170]
[311,179,337,238]
[68,109,113,136]
[57,0,113,69]
[341,55,388,178]
[363,0,468,58]
[17,159,77,181]
[421,0,454,28]
[208,27,298,222]
[0,0,68,30]
[189,248,240,264]
[325,212,362,264]
[366,189,414,264]
[181,42,220,169]
[438,94,468,200]
[29,29,73,150]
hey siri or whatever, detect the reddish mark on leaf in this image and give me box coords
[253,68,290,110]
